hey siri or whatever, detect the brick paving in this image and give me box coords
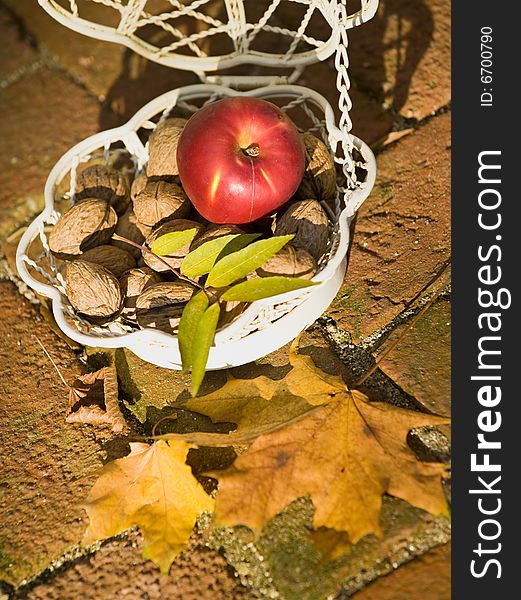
[327,111,451,343]
[348,0,451,120]
[0,1,451,598]
[350,543,451,600]
[0,4,37,82]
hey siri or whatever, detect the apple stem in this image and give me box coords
[243,143,260,158]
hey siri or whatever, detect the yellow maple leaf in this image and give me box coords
[82,440,214,573]
[178,343,344,444]
[210,390,449,543]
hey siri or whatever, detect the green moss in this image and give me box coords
[206,497,450,600]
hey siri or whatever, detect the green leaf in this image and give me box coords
[221,276,317,302]
[178,291,209,372]
[206,235,294,288]
[150,229,198,256]
[180,233,259,278]
[191,302,220,397]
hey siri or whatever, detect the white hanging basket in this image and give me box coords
[16,84,375,369]
[18,1,378,370]
[37,0,379,78]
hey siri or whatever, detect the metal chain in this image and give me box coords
[334,0,356,188]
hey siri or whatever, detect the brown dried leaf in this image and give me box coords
[210,391,449,542]
[372,128,414,150]
[66,365,127,433]
[160,342,345,446]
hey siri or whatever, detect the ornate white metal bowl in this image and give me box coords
[16,84,375,369]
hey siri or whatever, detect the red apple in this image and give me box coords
[176,97,305,224]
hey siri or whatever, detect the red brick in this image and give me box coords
[327,112,451,342]
[0,4,37,81]
[348,0,451,120]
[4,0,124,101]
[0,282,104,585]
[4,0,205,112]
[24,531,251,600]
[0,67,104,227]
[298,60,394,147]
[377,300,451,416]
[350,543,451,600]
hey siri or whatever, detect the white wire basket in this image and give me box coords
[37,0,379,80]
[17,1,378,370]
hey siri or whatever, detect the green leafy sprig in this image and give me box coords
[113,231,317,395]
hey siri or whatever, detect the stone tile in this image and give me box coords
[0,67,104,233]
[0,282,104,586]
[22,530,251,600]
[209,496,450,600]
[348,0,451,120]
[297,61,394,147]
[3,0,124,102]
[0,4,37,82]
[4,0,206,113]
[349,543,450,600]
[327,111,450,342]
[376,300,451,416]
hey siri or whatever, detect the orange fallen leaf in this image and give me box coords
[309,527,352,560]
[210,390,449,543]
[83,440,214,573]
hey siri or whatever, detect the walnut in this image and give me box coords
[75,164,130,215]
[190,224,244,251]
[49,199,118,258]
[78,245,136,278]
[147,118,188,178]
[256,244,316,279]
[119,267,162,322]
[136,281,195,333]
[133,179,191,227]
[143,219,205,272]
[65,260,122,321]
[274,199,329,262]
[297,133,337,205]
[130,171,148,201]
[113,208,152,258]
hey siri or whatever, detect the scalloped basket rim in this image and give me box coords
[15,83,376,368]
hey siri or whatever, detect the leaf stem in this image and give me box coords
[112,234,205,290]
[34,335,69,388]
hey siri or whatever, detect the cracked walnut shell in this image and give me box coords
[297,133,337,205]
[49,199,117,258]
[133,179,191,227]
[65,260,122,321]
[274,199,329,261]
[75,164,130,215]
